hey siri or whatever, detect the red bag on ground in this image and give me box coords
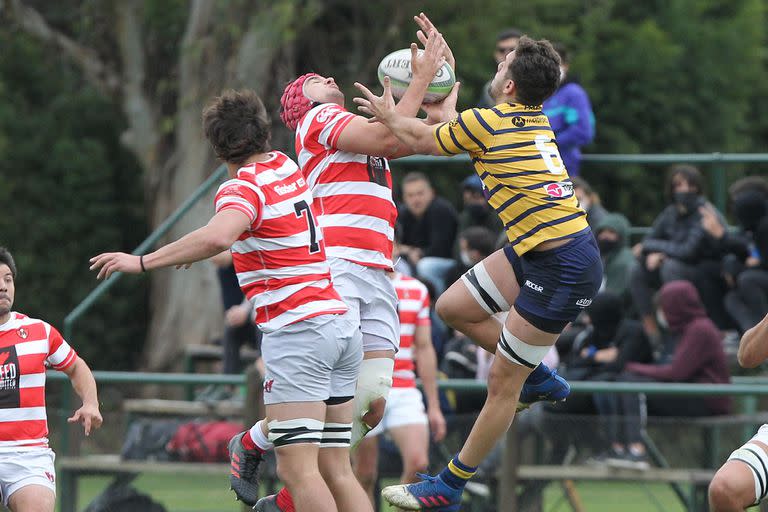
[166,421,243,462]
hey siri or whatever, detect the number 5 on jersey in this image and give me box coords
[294,200,320,253]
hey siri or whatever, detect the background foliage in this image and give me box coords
[1,0,766,367]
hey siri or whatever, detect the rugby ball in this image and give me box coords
[377,48,455,104]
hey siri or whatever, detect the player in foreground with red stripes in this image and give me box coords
[90,90,371,512]
[0,247,102,512]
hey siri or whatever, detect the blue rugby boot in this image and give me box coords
[382,473,463,510]
[517,362,570,411]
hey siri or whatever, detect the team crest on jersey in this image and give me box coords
[45,471,55,483]
[263,379,274,393]
[17,328,27,339]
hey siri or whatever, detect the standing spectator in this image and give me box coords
[542,43,595,177]
[630,164,725,339]
[456,174,502,238]
[397,172,458,295]
[573,177,608,230]
[595,281,732,469]
[595,213,635,299]
[477,28,522,108]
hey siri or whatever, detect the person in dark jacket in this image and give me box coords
[397,172,458,295]
[595,280,732,469]
[595,213,635,299]
[630,164,726,339]
[542,43,595,177]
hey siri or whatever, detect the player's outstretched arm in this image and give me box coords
[89,209,251,279]
[354,77,459,156]
[63,357,102,436]
[738,312,768,368]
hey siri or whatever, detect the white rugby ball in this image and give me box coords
[377,48,455,104]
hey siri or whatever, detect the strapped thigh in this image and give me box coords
[461,261,511,315]
[728,441,768,504]
[268,418,324,448]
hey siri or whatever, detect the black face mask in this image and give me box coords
[674,191,699,214]
[598,238,620,255]
[465,203,488,221]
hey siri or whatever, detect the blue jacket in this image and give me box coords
[543,80,595,177]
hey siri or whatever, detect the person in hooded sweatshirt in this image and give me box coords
[595,212,635,300]
[593,280,732,469]
[630,164,727,340]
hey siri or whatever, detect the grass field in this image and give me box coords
[62,473,688,512]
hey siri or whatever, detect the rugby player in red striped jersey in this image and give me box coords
[0,247,101,512]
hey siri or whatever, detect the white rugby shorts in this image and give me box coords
[368,387,428,437]
[330,259,400,353]
[260,311,362,405]
[0,448,56,506]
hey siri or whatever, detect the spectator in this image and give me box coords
[573,176,608,230]
[594,281,732,469]
[477,28,522,108]
[630,164,726,339]
[397,172,458,295]
[542,43,595,177]
[456,174,502,239]
[445,226,496,289]
[595,213,635,299]
[714,186,768,333]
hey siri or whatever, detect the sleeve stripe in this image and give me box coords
[471,108,498,138]
[457,112,488,152]
[447,125,471,153]
[48,341,73,365]
[434,125,458,155]
[327,113,355,147]
[217,203,257,223]
[54,349,77,370]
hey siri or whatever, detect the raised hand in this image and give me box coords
[414,12,455,72]
[410,29,448,83]
[354,76,397,123]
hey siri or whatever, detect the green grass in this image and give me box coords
[62,474,688,512]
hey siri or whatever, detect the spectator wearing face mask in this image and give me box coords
[594,213,635,299]
[573,177,608,231]
[630,164,726,340]
[456,175,503,239]
[444,226,497,289]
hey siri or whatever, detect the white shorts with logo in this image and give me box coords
[0,448,56,506]
[368,387,428,437]
[261,311,362,405]
[330,259,400,353]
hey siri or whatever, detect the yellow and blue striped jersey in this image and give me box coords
[434,102,589,255]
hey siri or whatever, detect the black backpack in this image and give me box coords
[84,483,167,512]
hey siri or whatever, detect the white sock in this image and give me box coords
[250,419,274,451]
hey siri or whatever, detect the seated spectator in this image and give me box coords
[630,164,727,339]
[397,172,458,295]
[542,43,596,177]
[456,174,502,240]
[573,176,607,230]
[594,281,732,469]
[595,213,635,300]
[714,186,768,333]
[444,226,496,290]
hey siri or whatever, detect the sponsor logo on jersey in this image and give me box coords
[316,106,343,124]
[274,182,298,195]
[576,298,593,307]
[524,280,543,293]
[512,116,526,127]
[545,181,574,198]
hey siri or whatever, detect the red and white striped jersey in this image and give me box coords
[0,312,77,451]
[392,273,431,388]
[214,151,347,333]
[295,103,397,269]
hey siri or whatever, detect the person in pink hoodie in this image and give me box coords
[592,280,732,469]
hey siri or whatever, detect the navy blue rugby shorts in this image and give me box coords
[503,232,603,334]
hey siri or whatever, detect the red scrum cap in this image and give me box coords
[279,73,320,130]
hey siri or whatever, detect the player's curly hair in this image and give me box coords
[0,247,17,278]
[202,89,271,165]
[508,36,561,106]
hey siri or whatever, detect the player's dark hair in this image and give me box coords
[666,164,704,198]
[508,36,561,106]
[497,28,523,42]
[402,172,432,188]
[202,89,271,165]
[0,247,17,279]
[461,227,496,258]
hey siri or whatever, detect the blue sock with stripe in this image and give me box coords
[439,455,477,490]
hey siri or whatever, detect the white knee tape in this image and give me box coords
[321,422,352,449]
[267,418,324,448]
[351,358,394,448]
[461,262,511,315]
[728,442,768,504]
[497,327,551,369]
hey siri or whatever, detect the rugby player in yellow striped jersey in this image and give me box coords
[356,32,603,511]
